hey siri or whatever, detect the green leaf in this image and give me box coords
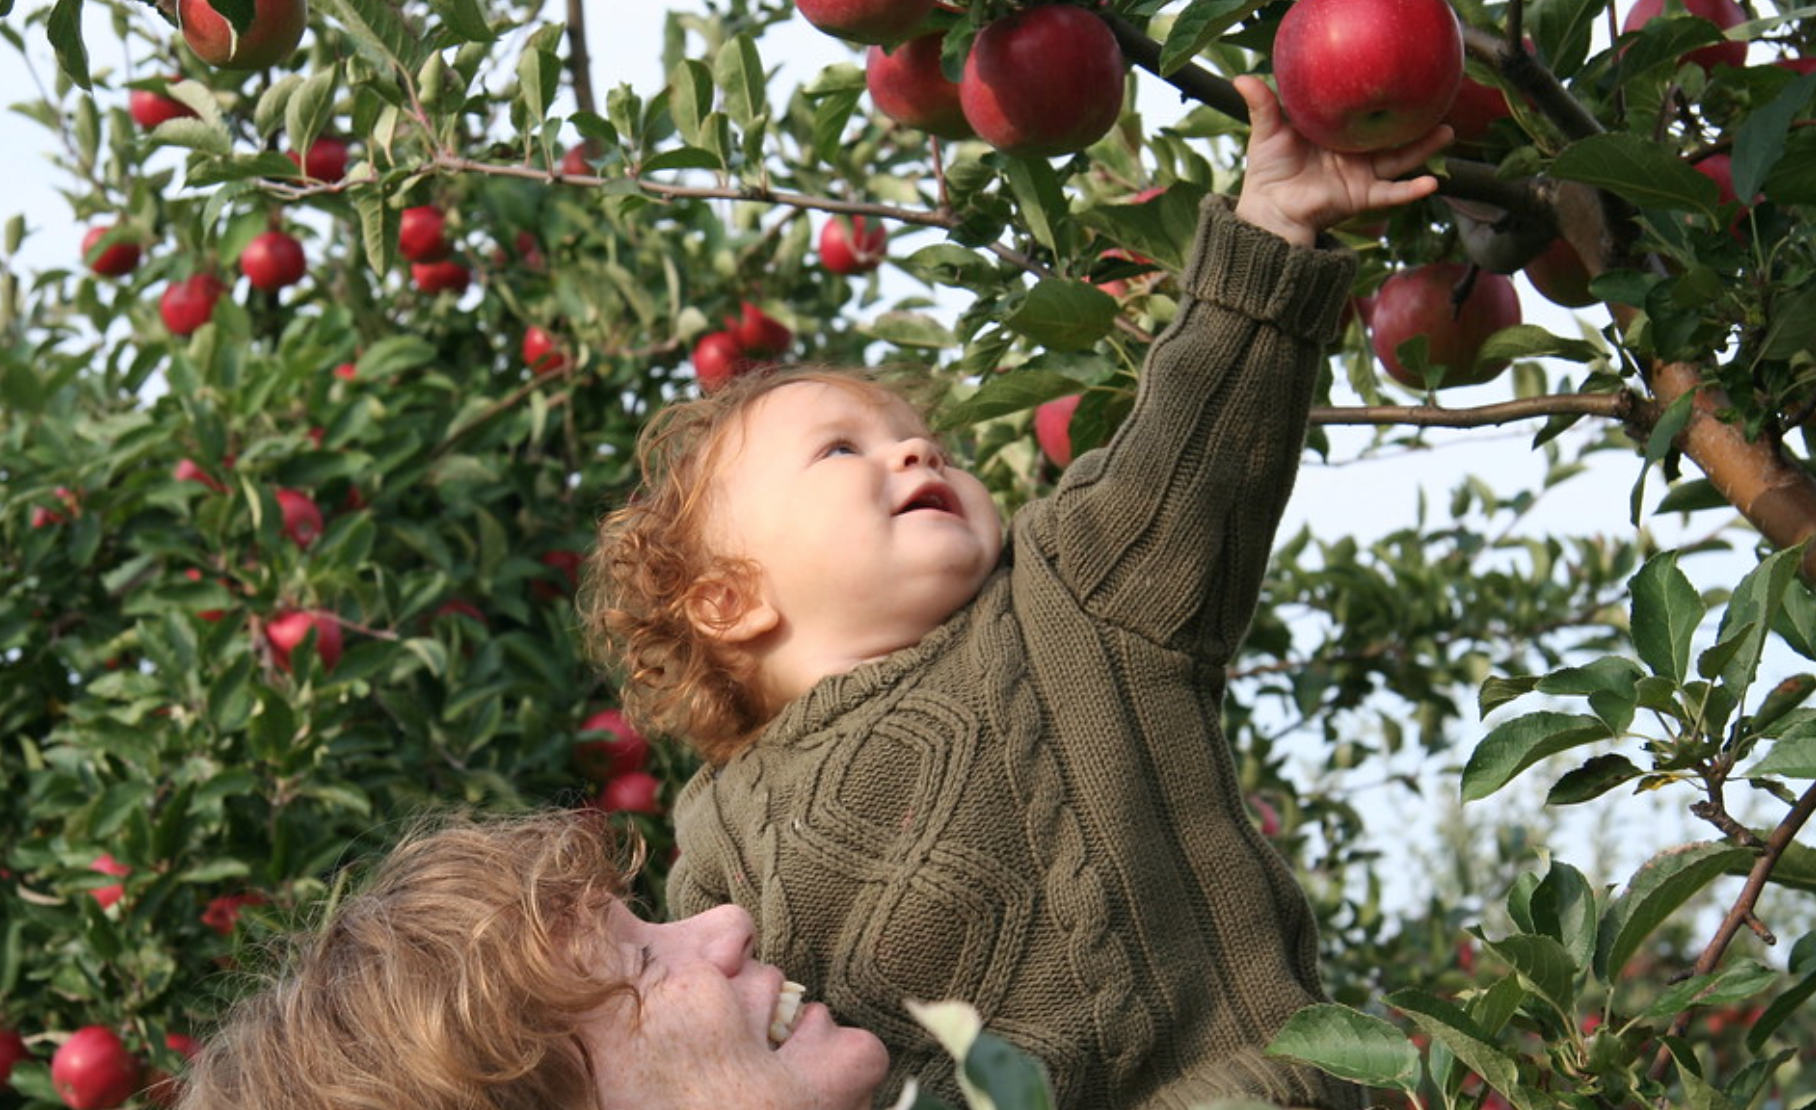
[1547,753,1642,805]
[1002,154,1068,252]
[963,1032,1055,1110]
[714,34,767,129]
[426,0,496,43]
[48,0,91,90]
[1638,959,1777,1020]
[935,369,1083,430]
[1760,286,1816,362]
[1479,674,1541,717]
[810,86,863,164]
[642,146,725,173]
[355,187,397,275]
[1630,551,1704,683]
[1529,861,1600,969]
[1529,0,1598,74]
[1480,933,1578,1022]
[1552,132,1722,222]
[1712,545,1803,702]
[1157,0,1258,76]
[1732,70,1816,204]
[315,0,425,73]
[1265,1003,1421,1091]
[898,244,996,289]
[1747,965,1816,1052]
[1462,711,1612,802]
[150,117,233,156]
[1074,185,1207,273]
[1597,843,1757,980]
[286,64,339,158]
[1476,324,1603,364]
[1002,278,1118,352]
[1745,735,1816,778]
[860,311,959,350]
[1383,989,1521,1103]
[517,42,560,124]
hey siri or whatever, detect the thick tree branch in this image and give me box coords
[564,0,597,118]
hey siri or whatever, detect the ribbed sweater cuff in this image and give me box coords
[1183,196,1358,345]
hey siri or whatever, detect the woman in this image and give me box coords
[176,810,890,1110]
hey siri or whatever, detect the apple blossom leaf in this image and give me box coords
[1264,1003,1420,1090]
[1619,19,1728,80]
[151,117,232,157]
[254,73,305,139]
[1596,843,1756,981]
[810,87,863,164]
[354,187,396,274]
[315,0,424,75]
[935,369,1083,430]
[1528,0,1597,76]
[1759,286,1816,361]
[1710,544,1804,699]
[860,312,958,350]
[1479,933,1577,1022]
[1157,0,1255,77]
[1479,674,1540,717]
[1074,184,1207,273]
[426,0,495,44]
[185,152,302,187]
[898,244,995,288]
[1552,133,1722,223]
[1382,989,1522,1102]
[670,60,715,147]
[46,0,90,90]
[1476,324,1601,364]
[714,34,767,130]
[517,40,561,126]
[963,1031,1055,1110]
[1461,711,1611,802]
[641,146,724,173]
[1003,278,1118,352]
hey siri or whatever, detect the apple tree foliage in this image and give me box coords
[3,0,1816,1105]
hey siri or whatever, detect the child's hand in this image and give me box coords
[1230,74,1450,247]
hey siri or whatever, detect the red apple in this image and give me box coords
[82,225,142,277]
[89,853,131,909]
[274,487,323,547]
[1247,793,1284,837]
[140,1033,202,1110]
[560,144,594,176]
[574,708,651,782]
[434,598,487,624]
[128,84,197,130]
[960,5,1125,157]
[1524,236,1596,307]
[1273,0,1464,153]
[1034,393,1082,468]
[265,608,343,672]
[159,273,227,337]
[178,0,307,69]
[729,301,792,358]
[819,215,888,275]
[1622,0,1747,72]
[174,457,225,493]
[594,770,664,815]
[0,1026,30,1088]
[522,326,569,375]
[866,31,973,139]
[285,134,349,181]
[51,1026,141,1110]
[1369,262,1522,389]
[692,329,751,392]
[240,230,307,291]
[398,205,451,263]
[200,891,267,935]
[333,361,357,380]
[411,260,470,294]
[1443,74,1512,149]
[795,0,934,47]
[1777,56,1816,75]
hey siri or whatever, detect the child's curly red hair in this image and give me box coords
[581,365,926,765]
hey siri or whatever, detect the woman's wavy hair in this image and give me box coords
[177,810,645,1110]
[580,364,929,765]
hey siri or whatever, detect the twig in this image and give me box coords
[1310,392,1631,428]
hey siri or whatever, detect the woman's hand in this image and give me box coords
[1231,74,1451,247]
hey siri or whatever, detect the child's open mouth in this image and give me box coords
[897,482,955,515]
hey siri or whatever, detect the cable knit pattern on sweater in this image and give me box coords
[667,196,1364,1110]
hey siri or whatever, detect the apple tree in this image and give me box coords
[2,0,1816,1105]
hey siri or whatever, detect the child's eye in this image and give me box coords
[821,440,858,458]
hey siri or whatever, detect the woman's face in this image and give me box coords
[578,902,890,1110]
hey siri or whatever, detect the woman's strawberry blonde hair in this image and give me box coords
[580,364,930,765]
[177,810,644,1110]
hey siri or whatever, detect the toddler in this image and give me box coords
[584,77,1448,1110]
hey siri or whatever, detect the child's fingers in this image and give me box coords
[1234,75,1282,137]
[1372,125,1454,180]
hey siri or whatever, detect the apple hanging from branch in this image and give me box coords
[1369,262,1522,389]
[1272,0,1465,153]
[960,4,1126,157]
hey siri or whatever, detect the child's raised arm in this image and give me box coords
[1231,74,1450,247]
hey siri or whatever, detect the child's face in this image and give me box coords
[704,379,1004,663]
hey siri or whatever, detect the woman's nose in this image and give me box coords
[686,903,757,975]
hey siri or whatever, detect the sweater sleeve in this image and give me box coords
[1026,196,1357,663]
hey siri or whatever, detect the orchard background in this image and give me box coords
[3,0,1816,1105]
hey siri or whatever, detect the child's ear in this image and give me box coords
[686,577,779,645]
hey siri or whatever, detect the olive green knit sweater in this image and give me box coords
[668,196,1364,1110]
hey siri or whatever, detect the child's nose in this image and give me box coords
[893,436,945,471]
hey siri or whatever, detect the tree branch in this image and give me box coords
[564,0,597,119]
[1310,392,1630,428]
